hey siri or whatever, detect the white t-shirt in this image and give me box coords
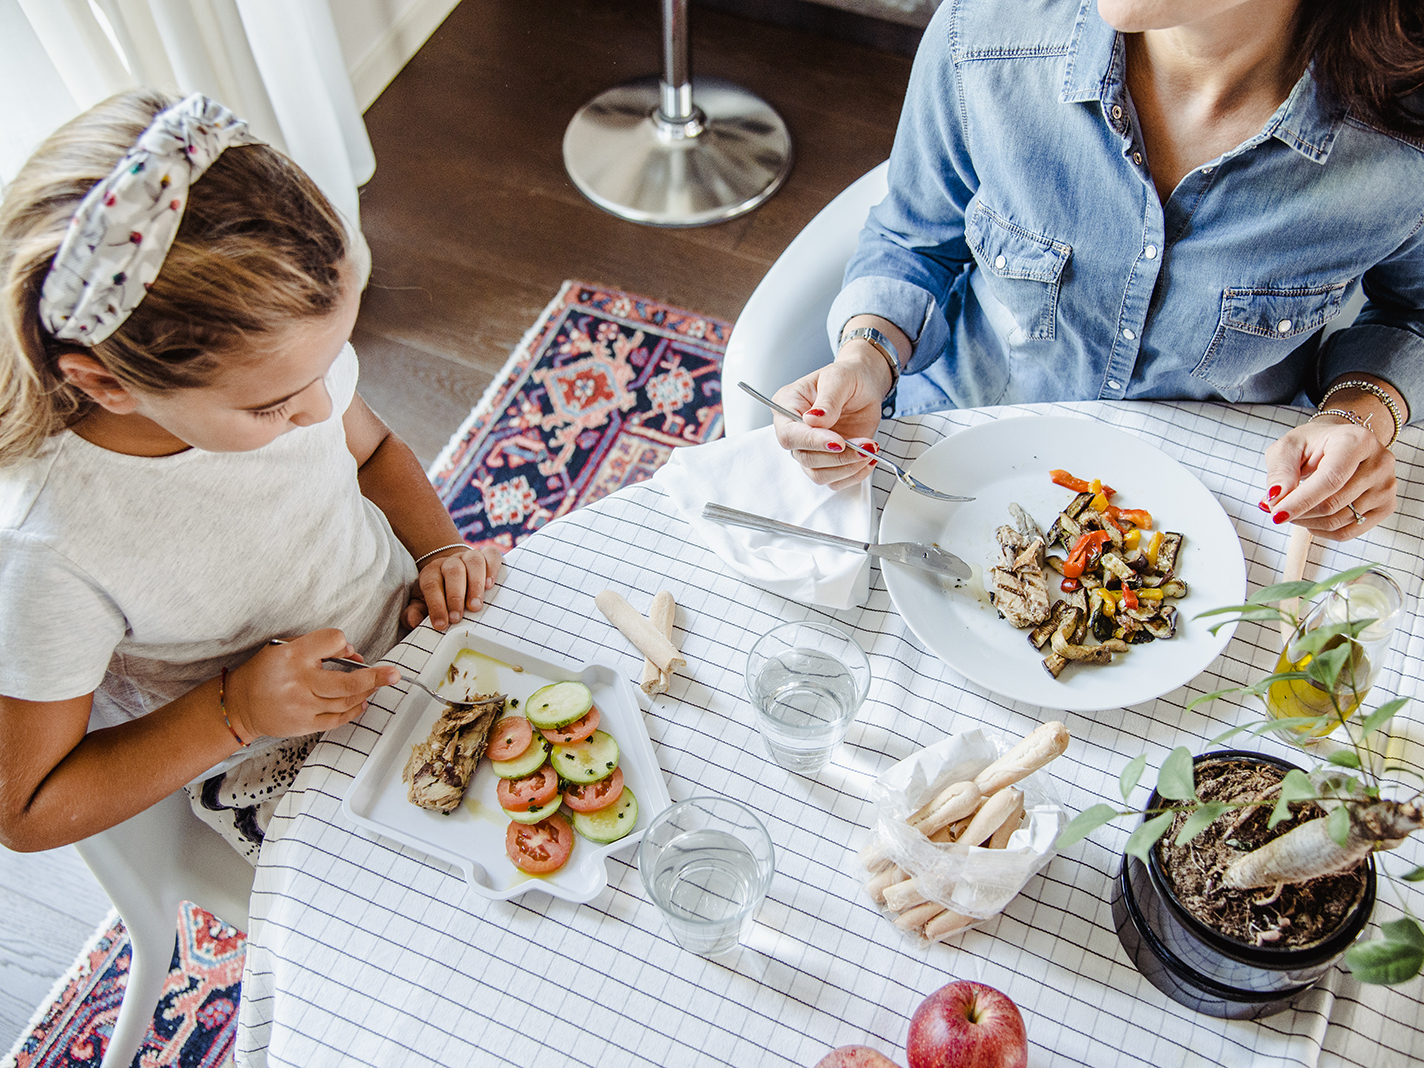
[0,344,415,762]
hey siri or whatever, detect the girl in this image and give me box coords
[0,90,502,861]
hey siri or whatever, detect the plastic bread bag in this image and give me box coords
[866,728,1065,930]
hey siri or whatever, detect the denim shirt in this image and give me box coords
[829,0,1424,420]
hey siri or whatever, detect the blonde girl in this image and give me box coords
[0,90,501,860]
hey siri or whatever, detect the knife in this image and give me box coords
[701,503,972,580]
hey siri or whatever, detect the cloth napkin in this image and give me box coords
[651,425,873,609]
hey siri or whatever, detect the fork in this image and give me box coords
[267,639,479,709]
[737,381,973,503]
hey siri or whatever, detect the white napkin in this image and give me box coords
[652,425,873,609]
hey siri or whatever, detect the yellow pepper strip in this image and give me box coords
[1136,588,1165,601]
[1145,530,1164,568]
[1090,492,1109,512]
[1090,478,1102,494]
[1124,528,1141,550]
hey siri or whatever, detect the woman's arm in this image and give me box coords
[344,394,502,629]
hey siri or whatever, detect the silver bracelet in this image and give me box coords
[838,326,900,398]
[414,542,468,567]
[1318,379,1403,446]
[1310,407,1373,434]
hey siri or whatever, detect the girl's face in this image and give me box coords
[125,260,362,453]
[1097,0,1293,33]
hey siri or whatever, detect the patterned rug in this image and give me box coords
[430,281,728,550]
[3,904,244,1068]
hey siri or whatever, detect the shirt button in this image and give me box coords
[1277,319,1292,333]
[1108,380,1122,390]
[994,255,1007,270]
[1122,328,1136,340]
[1133,151,1144,165]
[1202,166,1214,174]
[1144,245,1158,259]
[1111,105,1123,120]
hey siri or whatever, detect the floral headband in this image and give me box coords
[39,94,264,346]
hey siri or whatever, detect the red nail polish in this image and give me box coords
[805,408,826,418]
[826,442,844,452]
[1258,500,1270,512]
[1273,511,1290,525]
[1268,485,1282,500]
[864,442,880,454]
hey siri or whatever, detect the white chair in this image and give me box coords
[721,160,889,436]
[73,789,254,1068]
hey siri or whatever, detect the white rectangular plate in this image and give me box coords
[343,624,672,902]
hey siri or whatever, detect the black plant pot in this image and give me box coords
[1111,750,1376,1020]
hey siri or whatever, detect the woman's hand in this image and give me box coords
[1262,418,1397,540]
[773,346,891,490]
[404,544,504,630]
[225,630,399,741]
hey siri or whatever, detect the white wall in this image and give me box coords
[331,0,463,111]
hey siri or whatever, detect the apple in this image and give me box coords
[906,981,1027,1068]
[815,1046,902,1068]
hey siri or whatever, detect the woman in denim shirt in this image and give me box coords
[774,0,1424,541]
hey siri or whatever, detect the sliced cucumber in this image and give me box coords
[503,793,563,825]
[552,729,619,784]
[489,735,549,779]
[571,789,638,843]
[525,681,594,729]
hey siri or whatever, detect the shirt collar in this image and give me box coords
[1059,0,1345,164]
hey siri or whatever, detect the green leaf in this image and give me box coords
[1269,770,1315,828]
[1346,934,1424,985]
[1125,811,1175,863]
[1256,715,1332,738]
[1400,866,1424,883]
[1247,580,1318,605]
[1327,750,1362,769]
[1327,804,1351,847]
[1291,621,1366,657]
[1383,919,1424,948]
[1174,802,1230,846]
[1360,697,1409,741]
[1304,564,1378,602]
[1119,755,1147,802]
[1305,643,1352,693]
[1156,748,1198,802]
[1056,803,1122,849]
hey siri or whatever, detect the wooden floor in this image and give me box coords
[0,0,910,1050]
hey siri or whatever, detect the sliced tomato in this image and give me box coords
[496,765,559,812]
[540,705,600,745]
[486,716,533,762]
[506,813,574,874]
[563,767,624,812]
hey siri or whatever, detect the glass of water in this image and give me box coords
[638,797,776,956]
[744,620,872,774]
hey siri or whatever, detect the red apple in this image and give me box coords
[906,981,1027,1068]
[815,1046,902,1068]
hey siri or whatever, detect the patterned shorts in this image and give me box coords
[186,733,319,865]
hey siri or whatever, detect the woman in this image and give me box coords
[774,0,1423,540]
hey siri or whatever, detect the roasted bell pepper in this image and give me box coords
[1145,530,1164,569]
[1113,507,1153,530]
[1051,469,1117,497]
[1123,528,1142,550]
[1061,529,1112,579]
[1122,586,1140,611]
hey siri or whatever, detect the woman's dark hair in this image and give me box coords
[1297,0,1424,137]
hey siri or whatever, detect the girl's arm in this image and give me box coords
[0,631,393,851]
[344,394,502,630]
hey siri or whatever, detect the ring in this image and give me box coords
[1348,502,1366,525]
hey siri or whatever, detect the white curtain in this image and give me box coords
[0,0,374,233]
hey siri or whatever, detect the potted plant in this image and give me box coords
[1060,564,1423,1018]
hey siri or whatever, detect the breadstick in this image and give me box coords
[595,590,686,676]
[883,877,928,912]
[640,591,677,695]
[858,840,895,873]
[928,824,955,844]
[866,866,908,903]
[893,900,942,931]
[908,780,982,836]
[987,795,1025,849]
[973,721,1069,795]
[945,814,973,841]
[924,908,977,940]
[958,787,1024,848]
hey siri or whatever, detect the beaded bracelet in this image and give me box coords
[414,542,469,567]
[1310,407,1373,434]
[1318,379,1404,447]
[219,666,247,747]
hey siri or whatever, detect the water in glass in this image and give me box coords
[752,647,860,773]
[647,829,763,955]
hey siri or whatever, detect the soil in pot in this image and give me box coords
[1156,756,1369,951]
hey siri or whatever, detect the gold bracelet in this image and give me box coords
[1310,407,1373,434]
[1318,379,1403,446]
[219,667,247,747]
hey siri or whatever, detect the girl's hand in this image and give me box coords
[773,347,889,490]
[226,630,398,741]
[1262,418,1397,541]
[404,544,504,630]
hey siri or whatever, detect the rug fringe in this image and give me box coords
[426,280,576,481]
[1,908,122,1068]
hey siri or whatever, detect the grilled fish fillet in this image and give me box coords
[403,694,505,813]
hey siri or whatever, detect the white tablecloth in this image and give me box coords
[236,401,1424,1068]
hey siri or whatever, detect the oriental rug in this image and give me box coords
[430,281,729,550]
[3,904,243,1068]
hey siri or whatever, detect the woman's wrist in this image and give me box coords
[1315,377,1406,448]
[834,339,896,398]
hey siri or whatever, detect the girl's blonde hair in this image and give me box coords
[0,89,349,467]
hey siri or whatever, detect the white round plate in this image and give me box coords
[879,415,1247,712]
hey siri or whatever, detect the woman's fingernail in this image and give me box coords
[1268,485,1282,501]
[804,408,826,418]
[1258,500,1270,512]
[864,441,880,454]
[1273,511,1290,525]
[826,441,844,452]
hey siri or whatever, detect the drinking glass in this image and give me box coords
[1265,567,1404,742]
[638,797,776,956]
[744,620,872,774]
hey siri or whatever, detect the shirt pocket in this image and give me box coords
[1193,283,1351,399]
[964,203,1071,342]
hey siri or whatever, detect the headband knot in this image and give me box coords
[39,94,264,345]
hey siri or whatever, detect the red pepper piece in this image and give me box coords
[1060,577,1081,593]
[1061,529,1112,579]
[1050,469,1091,493]
[1122,586,1140,611]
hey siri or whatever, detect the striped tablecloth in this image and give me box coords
[236,401,1424,1068]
